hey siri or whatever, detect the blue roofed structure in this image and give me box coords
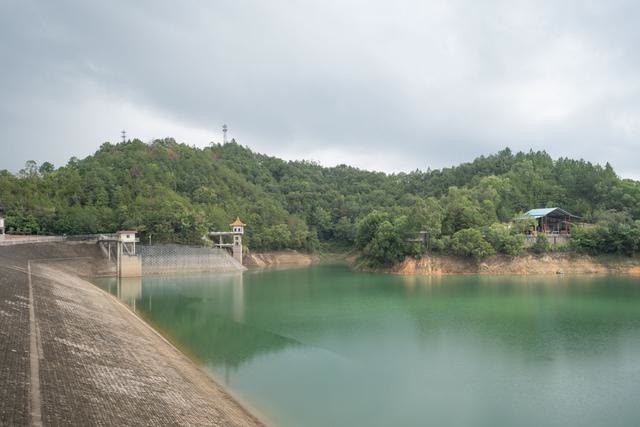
[521,207,580,219]
[518,207,581,235]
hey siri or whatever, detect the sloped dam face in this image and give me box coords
[96,265,640,427]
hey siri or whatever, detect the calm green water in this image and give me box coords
[96,265,640,427]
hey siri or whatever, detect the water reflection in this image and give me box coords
[94,267,640,427]
[98,270,640,371]
[117,277,142,309]
[231,273,244,323]
[97,272,300,370]
[398,275,640,360]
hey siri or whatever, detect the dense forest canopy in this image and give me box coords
[1,139,639,264]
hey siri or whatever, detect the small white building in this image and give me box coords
[116,230,138,256]
[117,230,137,243]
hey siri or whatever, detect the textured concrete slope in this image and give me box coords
[0,243,265,426]
[0,264,30,426]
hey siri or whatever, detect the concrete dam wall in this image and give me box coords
[0,242,263,426]
[0,241,245,277]
[137,244,245,275]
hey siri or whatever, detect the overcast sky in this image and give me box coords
[1,0,639,178]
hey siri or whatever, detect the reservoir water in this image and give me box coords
[96,265,640,426]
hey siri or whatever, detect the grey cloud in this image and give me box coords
[1,0,639,178]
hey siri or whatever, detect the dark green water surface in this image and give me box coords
[96,265,640,427]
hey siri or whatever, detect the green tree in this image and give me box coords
[441,187,486,235]
[262,224,292,249]
[485,223,524,256]
[570,211,640,256]
[1,138,639,263]
[356,211,390,250]
[531,234,551,254]
[38,162,55,175]
[334,216,356,246]
[407,197,443,238]
[450,228,495,260]
[362,220,406,266]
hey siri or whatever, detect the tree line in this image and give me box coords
[1,139,639,265]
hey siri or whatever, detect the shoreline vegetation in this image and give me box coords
[1,139,639,267]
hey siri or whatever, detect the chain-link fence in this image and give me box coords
[137,244,244,274]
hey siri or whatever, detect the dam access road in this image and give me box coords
[0,242,264,426]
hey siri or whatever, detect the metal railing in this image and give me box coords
[0,233,108,246]
[0,236,65,246]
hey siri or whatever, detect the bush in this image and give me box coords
[6,212,41,234]
[570,212,640,256]
[450,228,495,260]
[569,225,601,254]
[355,212,413,266]
[430,235,450,253]
[261,224,292,250]
[355,211,390,250]
[485,223,524,256]
[531,234,551,254]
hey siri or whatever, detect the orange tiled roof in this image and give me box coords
[229,217,246,226]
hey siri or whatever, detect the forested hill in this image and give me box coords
[1,139,639,262]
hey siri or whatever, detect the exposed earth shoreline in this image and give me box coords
[392,253,640,275]
[244,250,321,268]
[246,249,640,276]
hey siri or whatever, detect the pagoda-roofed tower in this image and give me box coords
[209,217,247,264]
[230,217,246,234]
[230,218,245,263]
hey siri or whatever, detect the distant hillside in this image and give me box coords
[1,139,639,263]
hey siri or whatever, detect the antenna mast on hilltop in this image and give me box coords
[121,129,127,143]
[222,124,228,144]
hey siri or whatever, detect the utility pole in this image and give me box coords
[222,124,228,144]
[121,129,127,143]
